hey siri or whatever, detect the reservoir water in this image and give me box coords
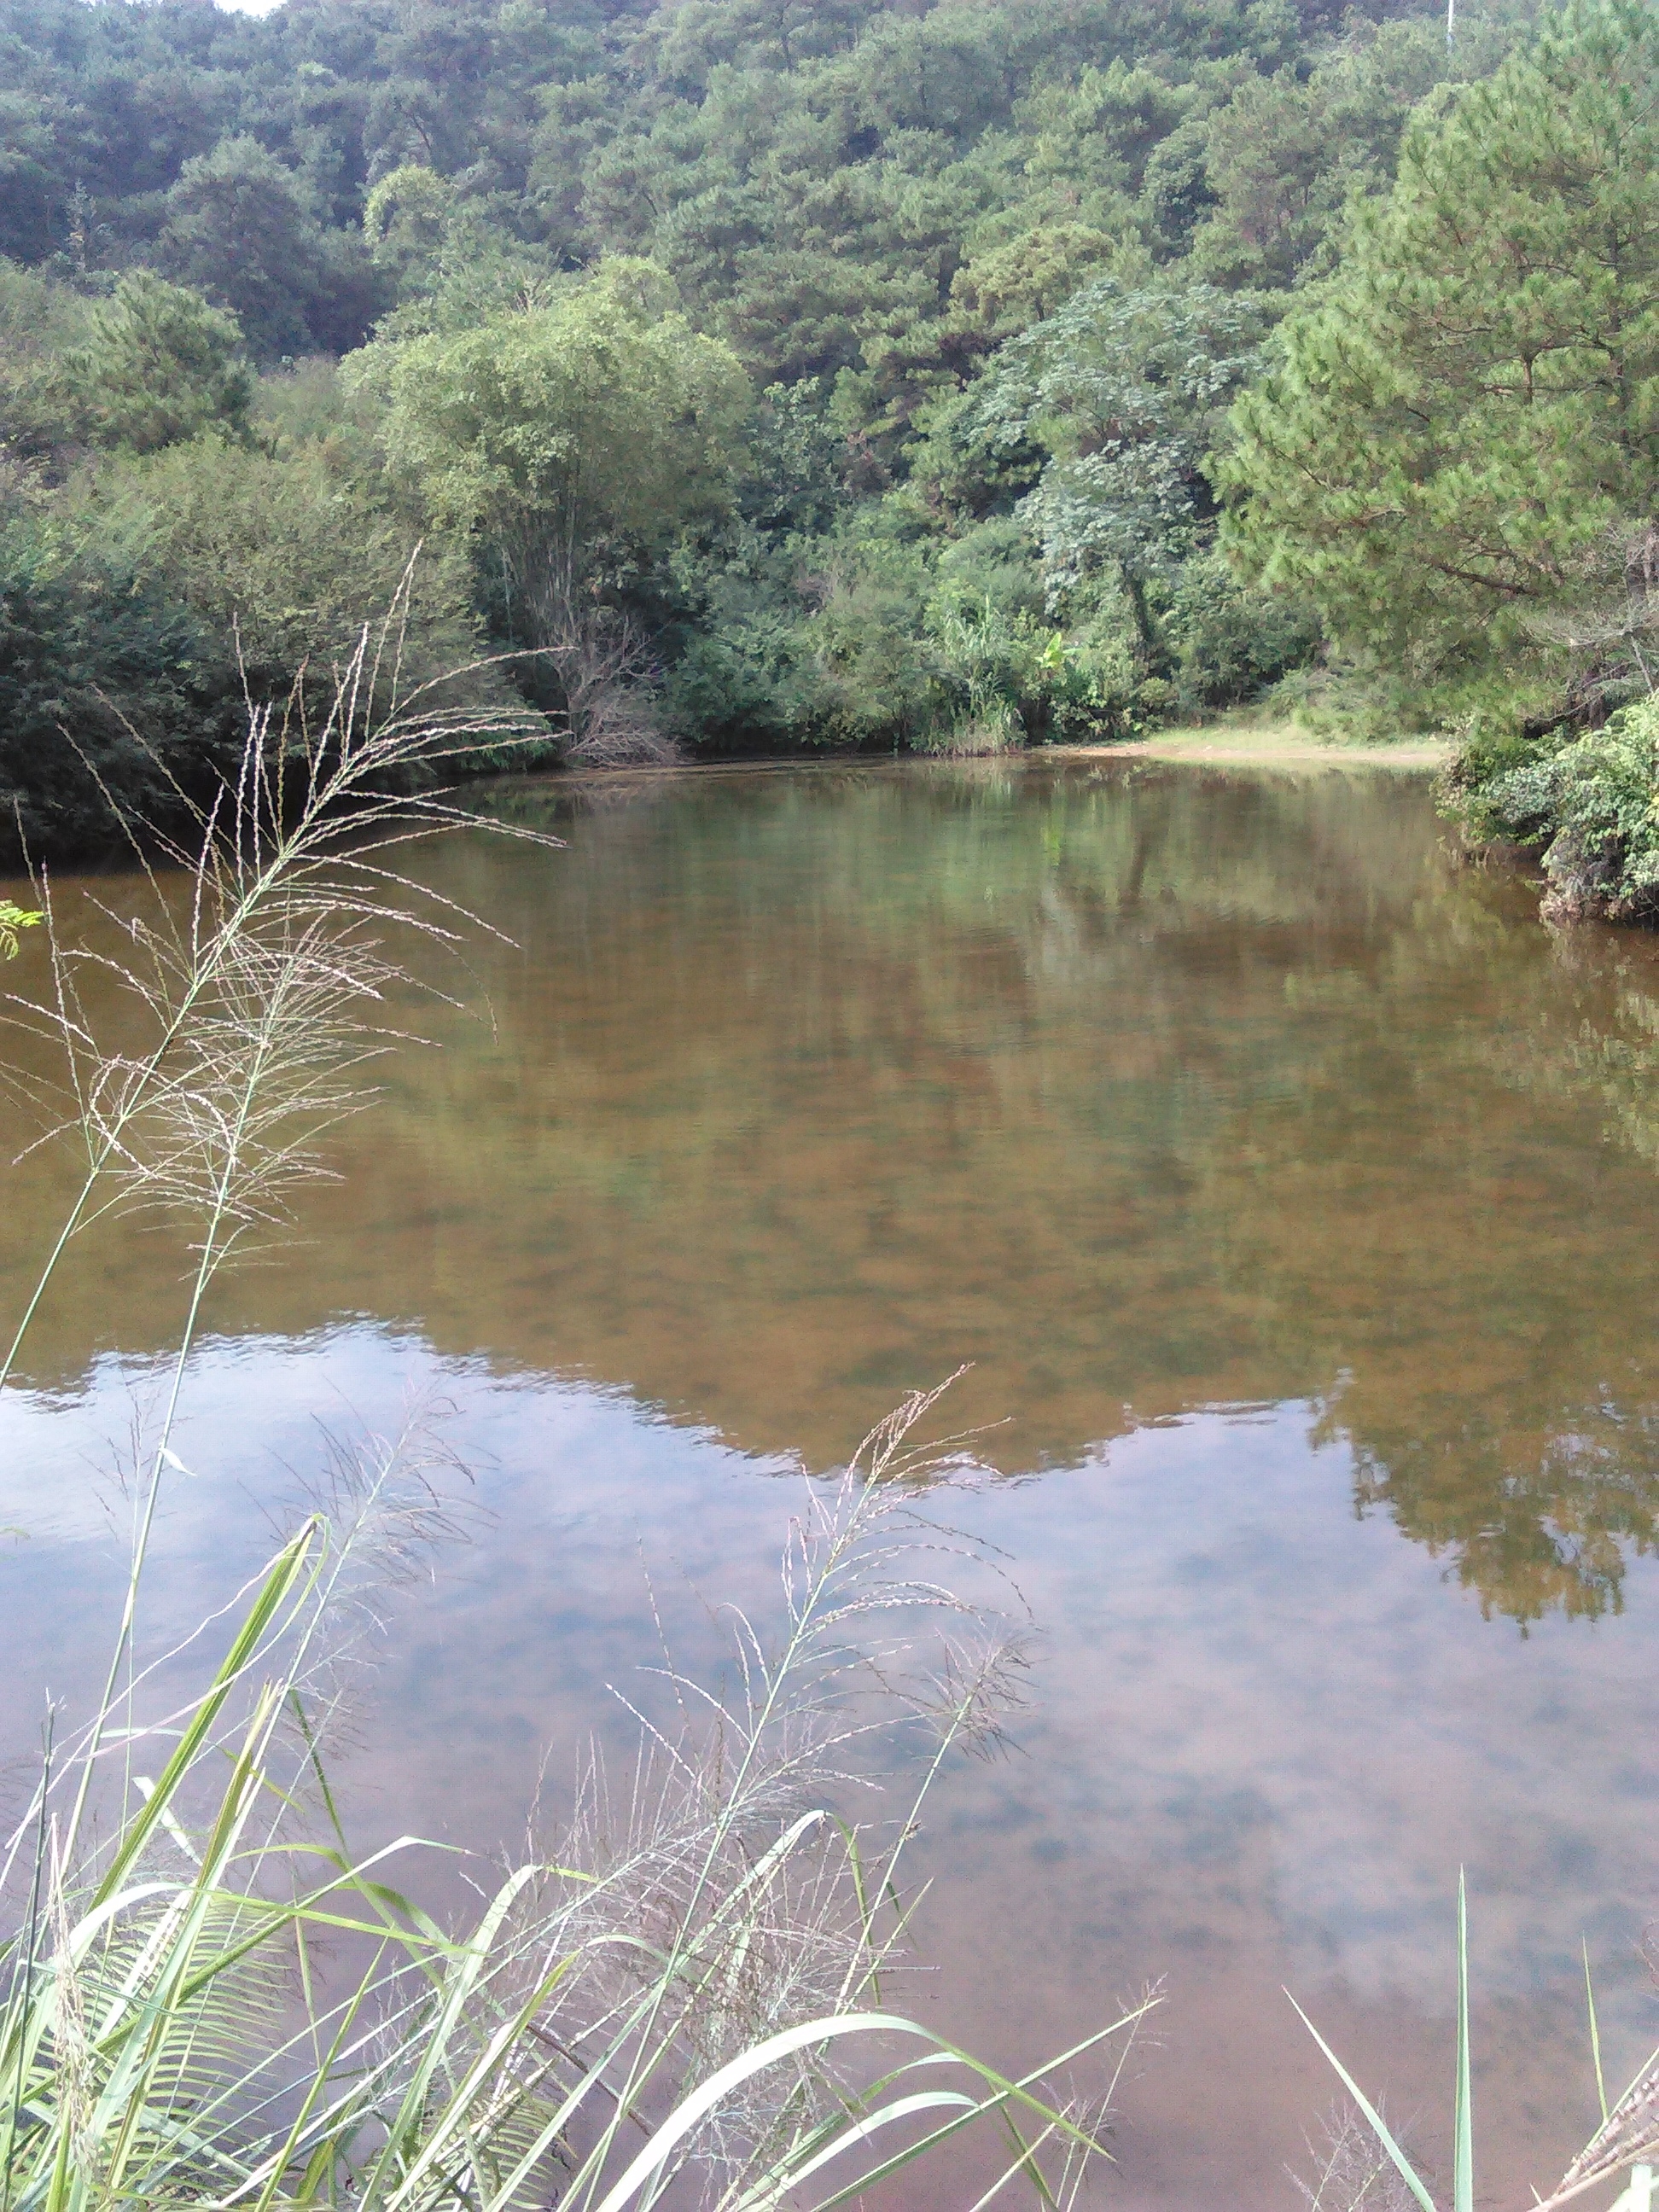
[6,756,1659,2207]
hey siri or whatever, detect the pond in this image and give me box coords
[6,755,1659,2208]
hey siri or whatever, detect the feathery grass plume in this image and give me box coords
[0,1390,1159,2212]
[0,571,557,1845]
[1294,2108,1418,2212]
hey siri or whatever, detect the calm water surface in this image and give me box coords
[7,758,1659,2208]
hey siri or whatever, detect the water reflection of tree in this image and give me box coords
[1317,1399,1659,1626]
[16,760,1659,1627]
[532,774,1659,1621]
[1218,889,1659,1628]
[1360,928,1659,1627]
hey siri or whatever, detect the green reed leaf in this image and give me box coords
[1287,1989,1439,2212]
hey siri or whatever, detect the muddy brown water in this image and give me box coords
[6,756,1659,2208]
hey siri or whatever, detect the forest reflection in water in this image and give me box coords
[460,759,1659,1625]
[11,757,1659,2206]
[11,754,1659,1626]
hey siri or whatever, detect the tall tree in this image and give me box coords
[969,277,1272,643]
[1223,0,1659,701]
[353,259,751,637]
[159,134,375,360]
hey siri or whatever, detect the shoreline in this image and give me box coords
[1063,720,1450,769]
[542,722,1450,798]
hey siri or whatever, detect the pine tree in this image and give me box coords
[1223,0,1659,702]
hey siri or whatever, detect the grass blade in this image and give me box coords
[1286,1991,1438,2212]
[1585,1940,1609,2126]
[1454,1870,1473,2212]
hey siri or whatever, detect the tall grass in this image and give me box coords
[1294,1874,1659,2212]
[0,610,1156,2211]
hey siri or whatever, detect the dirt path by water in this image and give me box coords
[1069,719,1450,769]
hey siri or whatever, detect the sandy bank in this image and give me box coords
[1063,720,1449,770]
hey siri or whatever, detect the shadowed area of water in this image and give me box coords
[6,757,1659,2206]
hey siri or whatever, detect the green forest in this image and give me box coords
[3,0,1659,917]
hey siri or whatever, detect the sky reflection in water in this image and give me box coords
[6,758,1659,2206]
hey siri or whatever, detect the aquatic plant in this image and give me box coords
[0,626,1155,2210]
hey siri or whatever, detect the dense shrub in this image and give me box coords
[0,503,243,860]
[1456,698,1659,923]
[55,274,252,455]
[0,431,532,861]
[1170,556,1323,713]
[80,435,485,696]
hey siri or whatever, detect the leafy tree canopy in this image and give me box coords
[0,0,1565,845]
[352,258,752,629]
[975,277,1275,608]
[160,134,382,361]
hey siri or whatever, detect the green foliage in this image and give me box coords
[364,161,468,287]
[0,420,515,861]
[0,258,94,454]
[0,0,1552,825]
[0,899,41,958]
[661,498,1159,756]
[977,276,1275,608]
[364,162,565,338]
[867,276,1316,732]
[1225,0,1659,713]
[0,1446,1146,2212]
[1185,15,1518,288]
[0,492,246,861]
[253,354,385,478]
[356,261,752,636]
[530,0,1303,417]
[1168,551,1322,710]
[0,0,1511,416]
[55,271,252,455]
[81,434,484,696]
[1290,1875,1466,2212]
[1456,696,1659,921]
[160,134,381,362]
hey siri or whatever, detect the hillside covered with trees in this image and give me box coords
[4,0,1659,917]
